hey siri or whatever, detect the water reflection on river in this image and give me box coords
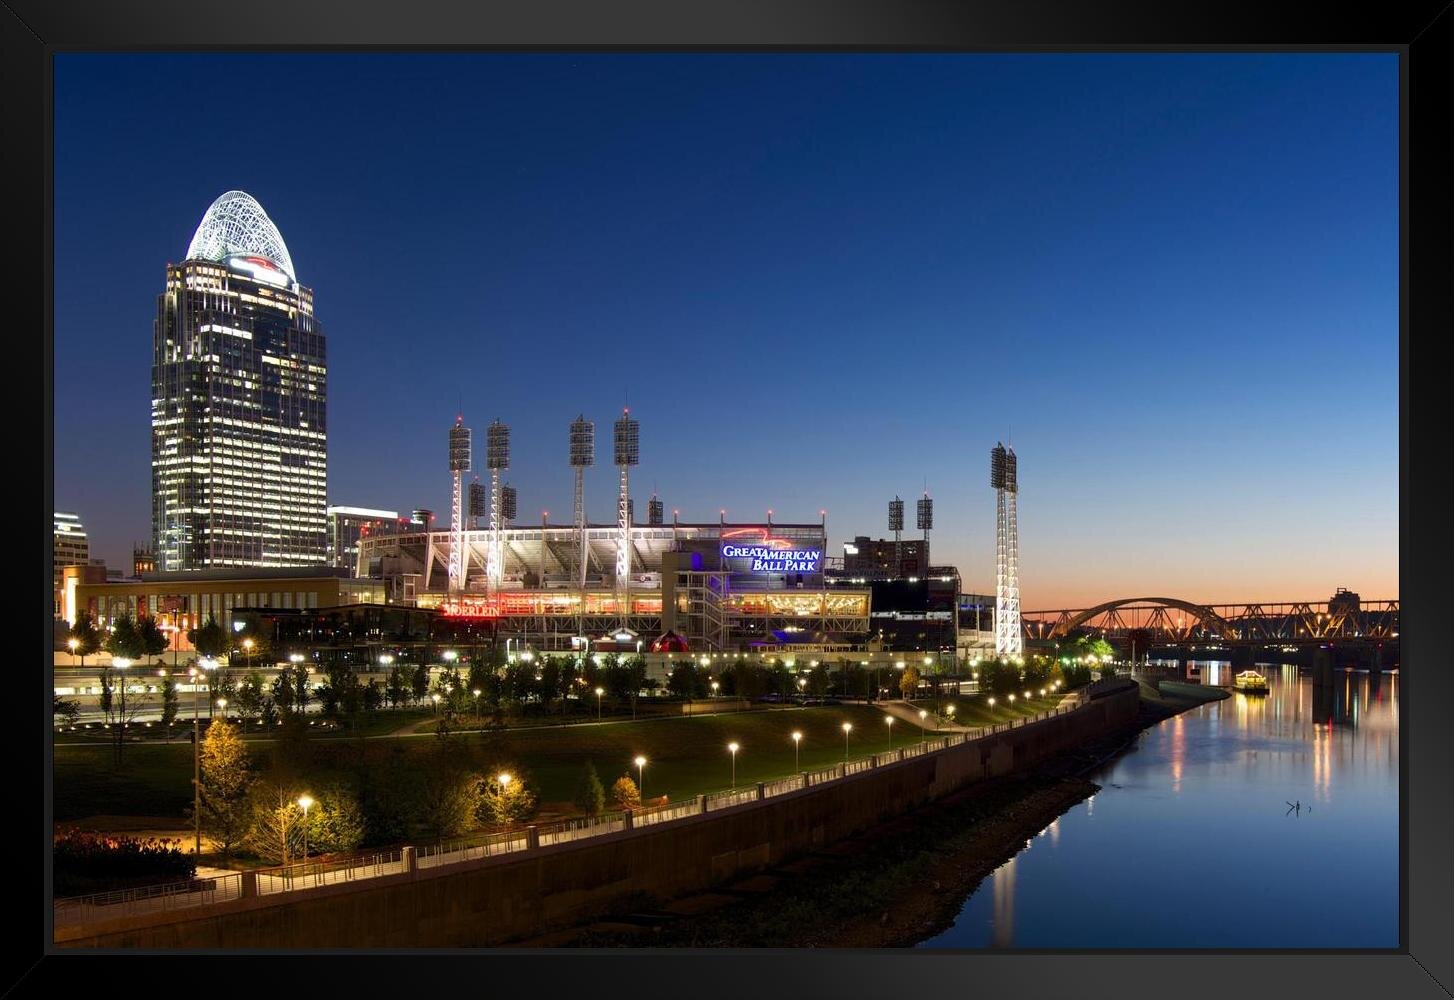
[918,667,1399,949]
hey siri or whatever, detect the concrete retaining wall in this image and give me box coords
[56,684,1139,948]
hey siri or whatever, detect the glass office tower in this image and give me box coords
[152,190,327,570]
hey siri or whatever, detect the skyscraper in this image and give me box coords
[152,191,327,570]
[991,443,1022,658]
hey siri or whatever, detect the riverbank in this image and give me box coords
[527,681,1227,948]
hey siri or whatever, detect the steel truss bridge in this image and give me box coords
[1021,597,1399,645]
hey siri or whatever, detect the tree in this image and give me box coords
[53,694,80,727]
[480,770,539,829]
[303,784,366,855]
[357,743,418,844]
[410,661,431,705]
[667,663,700,701]
[245,780,305,865]
[1023,657,1052,689]
[362,678,383,713]
[611,775,641,810]
[161,678,179,728]
[385,664,407,708]
[234,671,265,721]
[417,767,482,841]
[272,670,296,717]
[97,668,113,720]
[899,665,922,701]
[982,658,1022,697]
[199,718,252,859]
[572,762,606,817]
[68,611,102,667]
[103,614,151,764]
[538,659,562,714]
[189,615,228,660]
[136,614,169,664]
[807,662,830,697]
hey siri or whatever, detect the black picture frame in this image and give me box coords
[11,1,1450,997]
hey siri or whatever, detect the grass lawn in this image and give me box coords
[908,692,1065,728]
[53,696,1074,827]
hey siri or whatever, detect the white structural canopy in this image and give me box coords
[186,190,297,281]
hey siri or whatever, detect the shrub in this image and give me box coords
[53,829,196,897]
[573,762,606,816]
[304,784,367,854]
[611,775,641,810]
[480,770,539,829]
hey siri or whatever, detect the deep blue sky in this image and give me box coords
[53,53,1397,607]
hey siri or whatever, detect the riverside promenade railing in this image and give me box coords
[54,690,1099,928]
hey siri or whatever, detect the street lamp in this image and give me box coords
[67,638,78,657]
[884,714,895,750]
[430,693,440,715]
[297,794,314,866]
[634,755,647,801]
[988,697,996,709]
[841,722,853,762]
[595,686,604,721]
[242,638,254,670]
[216,697,227,719]
[727,742,740,788]
[945,704,956,725]
[918,709,928,743]
[710,680,719,699]
[472,688,482,720]
[791,731,802,772]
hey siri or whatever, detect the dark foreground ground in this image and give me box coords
[516,683,1220,948]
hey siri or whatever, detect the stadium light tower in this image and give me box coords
[888,496,905,577]
[991,443,1023,657]
[917,491,934,564]
[614,408,639,628]
[569,415,594,633]
[486,420,510,593]
[468,477,486,531]
[447,417,472,593]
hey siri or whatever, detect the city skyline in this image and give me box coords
[53,52,1397,607]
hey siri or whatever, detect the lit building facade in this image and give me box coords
[73,567,385,650]
[327,505,400,569]
[842,535,931,578]
[53,511,91,617]
[151,190,327,571]
[356,518,871,653]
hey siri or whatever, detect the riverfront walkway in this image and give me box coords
[54,687,1125,935]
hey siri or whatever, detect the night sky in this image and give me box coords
[52,53,1397,608]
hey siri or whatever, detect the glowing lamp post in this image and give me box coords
[884,715,895,750]
[711,681,719,699]
[727,742,739,789]
[297,795,314,866]
[791,731,802,772]
[841,722,853,762]
[918,709,928,743]
[431,693,440,716]
[634,756,647,801]
[595,686,604,721]
[945,704,956,726]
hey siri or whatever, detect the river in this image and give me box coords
[918,665,1400,949]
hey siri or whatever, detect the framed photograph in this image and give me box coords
[14,0,1450,996]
